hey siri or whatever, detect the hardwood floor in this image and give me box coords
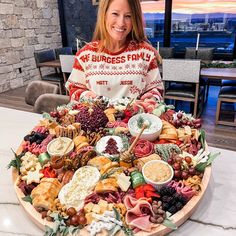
[0,85,236,151]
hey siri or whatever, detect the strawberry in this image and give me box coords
[143,184,156,192]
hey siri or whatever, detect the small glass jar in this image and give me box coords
[131,171,145,189]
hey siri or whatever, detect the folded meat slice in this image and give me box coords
[124,195,155,232]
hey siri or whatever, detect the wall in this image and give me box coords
[0,0,62,93]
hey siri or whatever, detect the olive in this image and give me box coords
[67,207,77,217]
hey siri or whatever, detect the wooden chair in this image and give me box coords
[59,55,75,95]
[162,59,204,118]
[159,47,174,59]
[185,47,215,103]
[25,80,69,114]
[215,86,236,126]
[34,49,64,94]
[55,47,73,59]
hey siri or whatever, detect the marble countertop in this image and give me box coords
[0,107,236,236]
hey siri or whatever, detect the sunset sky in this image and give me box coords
[141,0,236,14]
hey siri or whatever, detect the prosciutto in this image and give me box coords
[124,195,155,232]
[168,180,196,200]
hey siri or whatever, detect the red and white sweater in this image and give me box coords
[66,40,163,101]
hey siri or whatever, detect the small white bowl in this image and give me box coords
[142,160,174,190]
[47,137,74,157]
[128,113,163,141]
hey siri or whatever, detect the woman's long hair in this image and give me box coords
[92,0,146,51]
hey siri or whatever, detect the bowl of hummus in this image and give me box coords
[142,160,174,190]
[128,113,163,141]
[47,137,74,157]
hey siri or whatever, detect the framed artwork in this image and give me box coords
[92,0,99,5]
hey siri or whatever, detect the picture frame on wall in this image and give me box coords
[92,0,99,5]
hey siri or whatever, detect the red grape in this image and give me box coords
[177,112,183,119]
[188,167,196,175]
[174,170,181,178]
[67,207,77,217]
[181,171,189,179]
[173,162,181,170]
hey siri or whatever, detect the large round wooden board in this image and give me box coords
[12,145,211,235]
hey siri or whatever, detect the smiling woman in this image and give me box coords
[65,0,164,103]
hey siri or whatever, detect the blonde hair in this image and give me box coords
[92,0,146,51]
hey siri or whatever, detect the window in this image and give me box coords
[171,0,236,55]
[141,0,236,58]
[141,0,165,49]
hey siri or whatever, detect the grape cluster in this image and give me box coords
[159,186,187,215]
[167,153,198,180]
[76,105,109,132]
[172,112,202,129]
[24,131,47,144]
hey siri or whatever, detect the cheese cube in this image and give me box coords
[84,202,95,213]
[92,204,101,214]
[98,199,108,207]
[85,212,94,224]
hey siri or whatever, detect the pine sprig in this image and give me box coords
[7,149,24,173]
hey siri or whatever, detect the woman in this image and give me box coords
[66,0,163,101]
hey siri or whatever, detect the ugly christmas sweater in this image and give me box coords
[65,40,163,101]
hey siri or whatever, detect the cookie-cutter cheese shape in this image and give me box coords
[58,166,100,210]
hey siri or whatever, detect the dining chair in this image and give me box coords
[215,86,236,126]
[185,47,216,103]
[25,80,69,114]
[59,55,75,95]
[162,59,204,118]
[34,49,64,94]
[55,47,73,59]
[159,47,174,59]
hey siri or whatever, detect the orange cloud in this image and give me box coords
[141,0,236,14]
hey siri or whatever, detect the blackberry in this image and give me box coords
[168,205,177,214]
[175,202,184,211]
[162,202,170,211]
[173,193,187,205]
[162,196,175,205]
[159,186,176,196]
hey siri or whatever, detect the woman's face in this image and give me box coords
[105,0,133,46]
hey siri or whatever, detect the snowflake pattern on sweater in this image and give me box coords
[66,40,163,101]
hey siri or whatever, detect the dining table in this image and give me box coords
[1,106,236,236]
[37,59,61,68]
[200,68,236,80]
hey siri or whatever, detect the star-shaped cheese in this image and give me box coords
[22,170,44,185]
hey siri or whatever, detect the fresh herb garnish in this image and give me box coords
[22,195,32,204]
[199,129,206,149]
[162,212,178,230]
[195,152,220,172]
[113,207,134,236]
[137,116,145,129]
[7,149,24,173]
[44,212,80,236]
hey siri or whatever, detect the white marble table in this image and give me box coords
[0,107,236,236]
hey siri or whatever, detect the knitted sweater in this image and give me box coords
[65,40,163,101]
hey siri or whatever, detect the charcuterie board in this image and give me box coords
[10,98,214,236]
